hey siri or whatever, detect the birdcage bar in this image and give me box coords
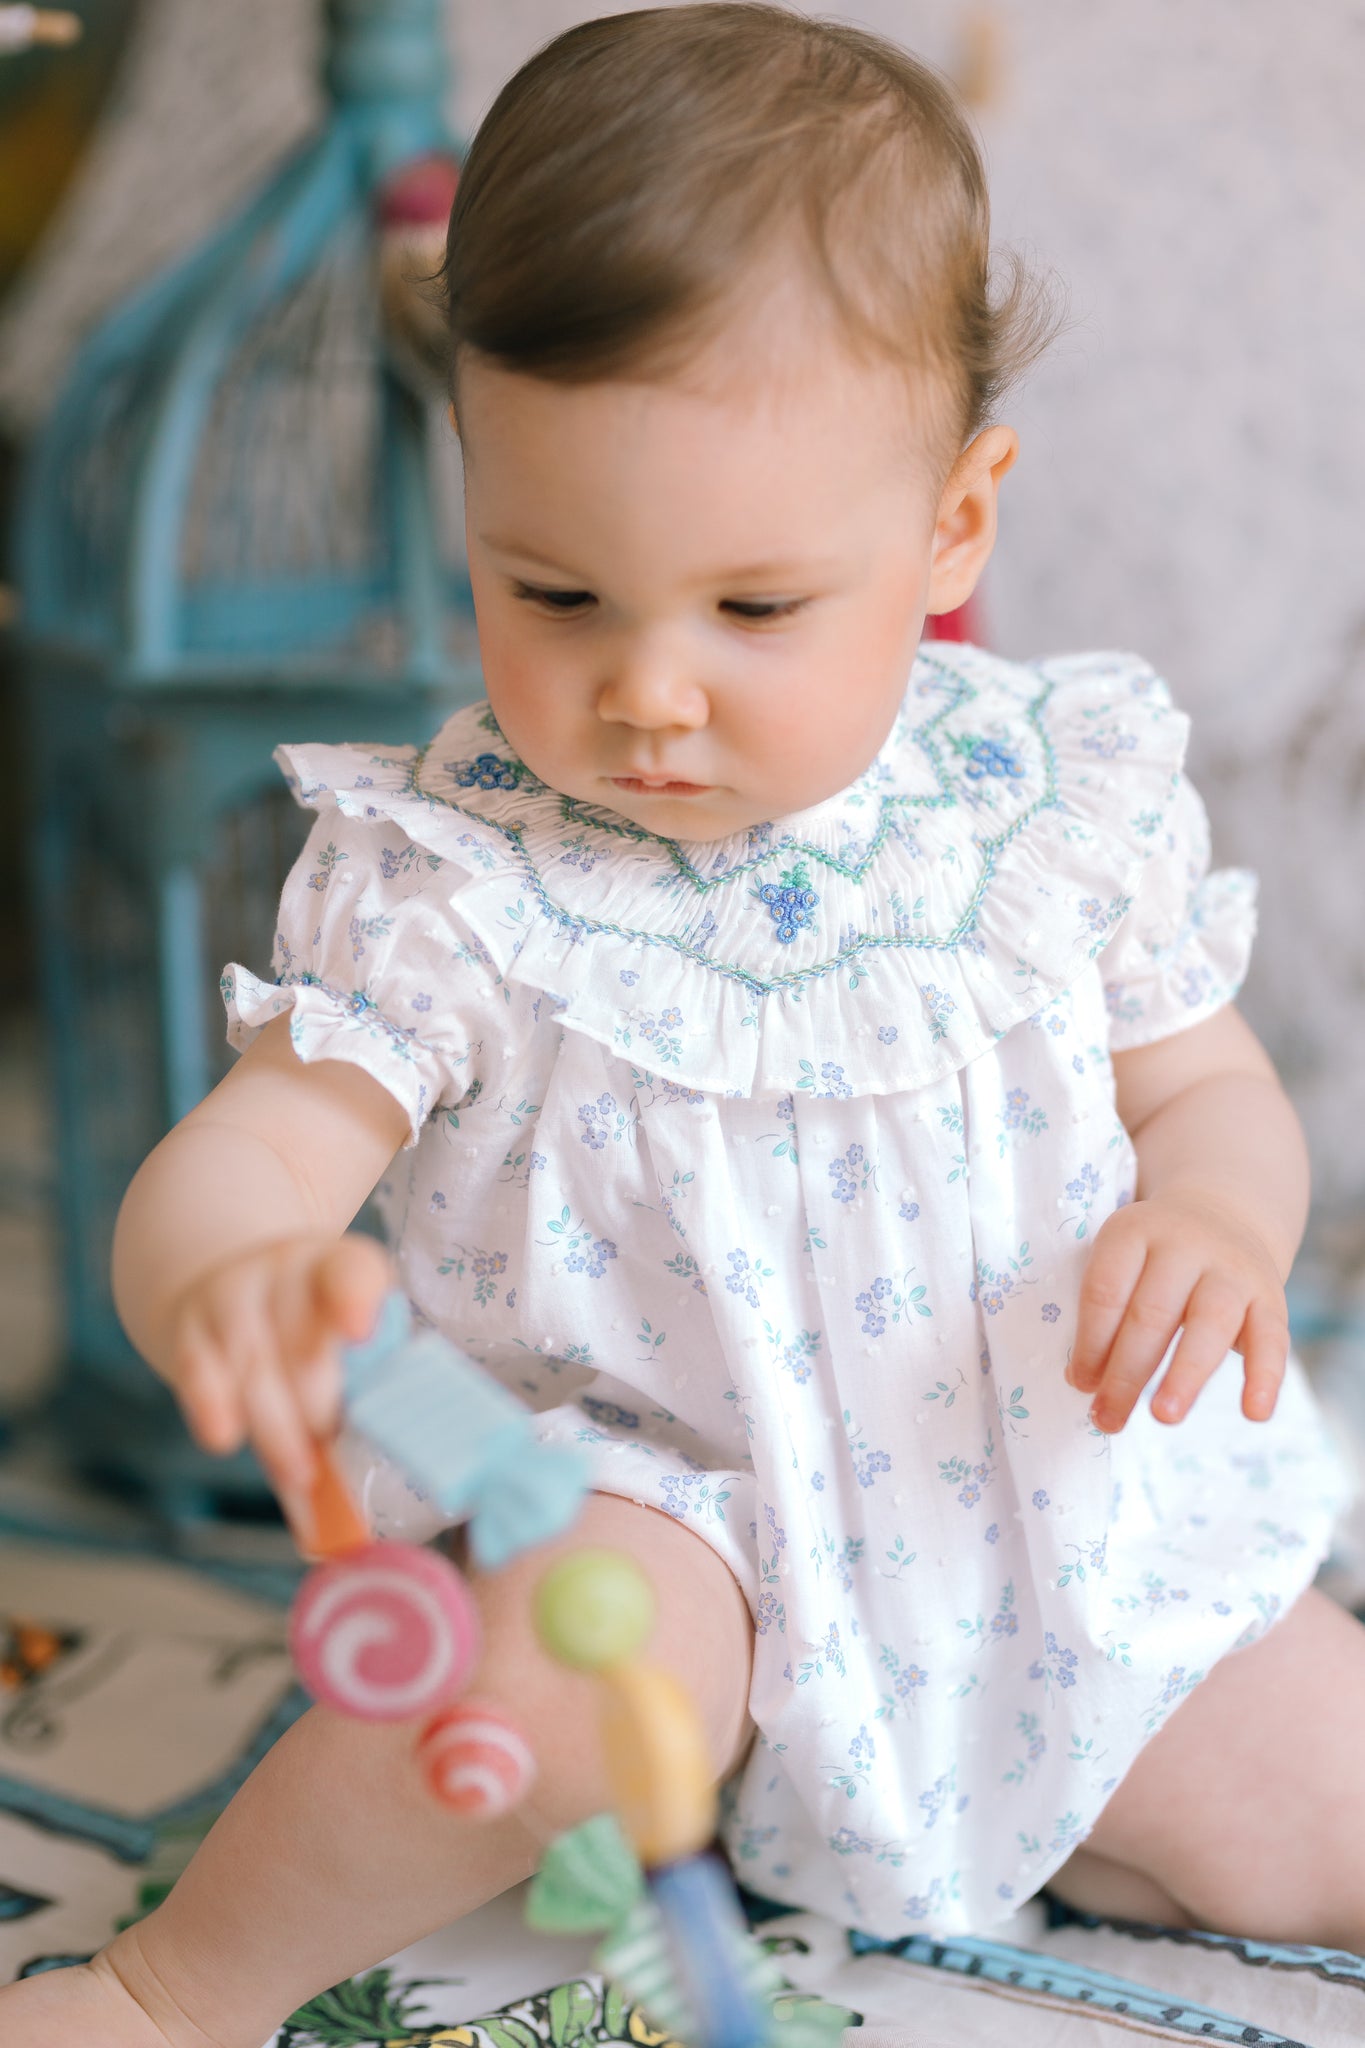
[128,132,358,674]
[14,0,472,1514]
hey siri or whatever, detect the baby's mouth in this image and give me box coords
[611,776,711,796]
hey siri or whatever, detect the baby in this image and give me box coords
[9,6,1365,2044]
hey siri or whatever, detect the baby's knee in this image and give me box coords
[456,1493,755,1835]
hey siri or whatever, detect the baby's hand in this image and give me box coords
[1066,1191,1289,1434]
[165,1233,393,1505]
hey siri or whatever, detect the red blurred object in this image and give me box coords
[376,150,460,227]
[376,152,462,394]
[924,594,983,644]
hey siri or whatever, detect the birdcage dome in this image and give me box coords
[18,0,475,693]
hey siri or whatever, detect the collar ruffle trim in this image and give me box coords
[274,643,1189,1098]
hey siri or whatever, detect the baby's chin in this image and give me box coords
[587,781,757,843]
[564,770,834,843]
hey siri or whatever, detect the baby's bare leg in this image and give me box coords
[0,1496,754,2048]
[1049,1587,1365,1947]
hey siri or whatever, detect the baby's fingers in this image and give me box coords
[240,1358,318,1501]
[1069,1225,1147,1393]
[1084,1253,1191,1433]
[1149,1275,1248,1425]
[174,1318,246,1457]
[1238,1299,1290,1422]
[313,1236,392,1344]
[281,1237,391,1437]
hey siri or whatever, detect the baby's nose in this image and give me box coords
[596,655,708,730]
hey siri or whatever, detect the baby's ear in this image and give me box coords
[925,424,1018,617]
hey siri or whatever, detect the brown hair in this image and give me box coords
[441,3,1059,450]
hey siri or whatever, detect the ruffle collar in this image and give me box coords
[275,643,1189,1097]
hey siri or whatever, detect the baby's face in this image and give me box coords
[458,296,952,840]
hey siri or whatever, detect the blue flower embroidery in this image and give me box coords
[960,736,1025,781]
[756,861,820,944]
[447,751,519,792]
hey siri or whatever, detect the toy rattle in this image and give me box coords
[284,1292,841,2048]
[286,1293,584,1813]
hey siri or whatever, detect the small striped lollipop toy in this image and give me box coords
[286,1292,586,1820]
[419,1700,538,1817]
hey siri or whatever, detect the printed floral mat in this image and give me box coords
[4,1502,1365,2047]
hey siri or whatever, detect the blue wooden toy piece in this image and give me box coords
[527,1817,852,2048]
[342,1292,587,1570]
[646,1855,772,2048]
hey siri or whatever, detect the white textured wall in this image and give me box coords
[3,0,1363,1222]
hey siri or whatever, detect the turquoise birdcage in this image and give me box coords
[12,0,477,1514]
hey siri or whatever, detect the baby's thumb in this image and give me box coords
[293,1238,391,1441]
[313,1234,394,1346]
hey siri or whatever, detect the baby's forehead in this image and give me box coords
[458,331,949,503]
[683,281,959,435]
[459,276,959,482]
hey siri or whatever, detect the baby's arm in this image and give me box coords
[113,1014,410,1503]
[1067,1004,1306,1434]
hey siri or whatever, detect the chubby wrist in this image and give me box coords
[1137,1179,1297,1283]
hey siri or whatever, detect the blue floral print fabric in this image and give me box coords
[223,643,1350,1940]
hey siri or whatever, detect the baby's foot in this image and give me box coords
[0,1942,224,2048]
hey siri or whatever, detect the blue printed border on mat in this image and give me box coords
[0,1685,307,1864]
[846,1928,1311,2047]
[1083,1915,1365,1991]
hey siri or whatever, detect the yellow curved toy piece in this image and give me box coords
[598,1661,717,1867]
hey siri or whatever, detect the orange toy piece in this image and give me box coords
[296,1443,371,1561]
[597,1660,716,1867]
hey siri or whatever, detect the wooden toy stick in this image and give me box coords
[0,7,83,51]
[294,1442,371,1561]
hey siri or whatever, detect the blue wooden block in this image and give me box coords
[648,1854,774,2048]
[343,1293,587,1569]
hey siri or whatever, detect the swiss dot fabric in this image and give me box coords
[224,643,1348,1937]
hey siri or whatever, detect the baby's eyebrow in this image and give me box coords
[479,536,587,576]
[706,558,842,584]
[479,534,842,587]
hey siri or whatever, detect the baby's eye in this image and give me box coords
[721,598,808,622]
[511,581,595,612]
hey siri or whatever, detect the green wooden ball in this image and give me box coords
[534,1549,656,1670]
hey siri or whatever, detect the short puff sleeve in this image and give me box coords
[1100,771,1257,1050]
[221,810,497,1147]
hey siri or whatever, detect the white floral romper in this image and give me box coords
[224,641,1351,1938]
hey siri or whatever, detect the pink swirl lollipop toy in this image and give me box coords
[289,1539,480,1723]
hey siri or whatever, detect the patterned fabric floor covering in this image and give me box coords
[3,1498,1365,2047]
